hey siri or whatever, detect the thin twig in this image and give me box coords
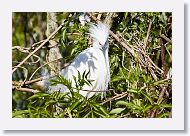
[12,46,41,65]
[12,66,28,88]
[161,38,167,78]
[31,40,46,49]
[12,20,66,73]
[86,13,99,22]
[14,87,39,93]
[157,68,172,102]
[80,89,111,93]
[160,34,172,43]
[101,92,128,105]
[29,58,63,80]
[13,77,43,87]
[150,109,157,118]
[12,46,30,53]
[97,13,102,20]
[159,85,167,100]
[138,46,164,74]
[144,20,152,48]
[121,50,128,70]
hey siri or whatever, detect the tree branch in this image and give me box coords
[144,20,152,48]
[101,92,128,105]
[160,34,172,43]
[14,87,39,93]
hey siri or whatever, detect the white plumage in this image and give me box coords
[49,22,110,98]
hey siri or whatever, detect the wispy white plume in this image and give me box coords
[89,22,110,46]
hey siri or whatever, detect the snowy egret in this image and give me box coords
[48,22,110,98]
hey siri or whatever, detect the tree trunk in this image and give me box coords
[47,12,62,76]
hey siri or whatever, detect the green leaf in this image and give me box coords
[127,89,138,93]
[141,91,154,105]
[12,110,29,117]
[62,28,67,42]
[93,110,107,118]
[70,101,81,110]
[116,101,128,106]
[27,92,50,100]
[93,103,109,117]
[83,110,92,118]
[112,76,124,82]
[77,70,81,81]
[160,104,172,108]
[143,105,153,112]
[124,12,128,19]
[109,108,125,114]
[156,112,170,118]
[45,100,57,107]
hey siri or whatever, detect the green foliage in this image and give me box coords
[13,85,110,118]
[12,12,172,118]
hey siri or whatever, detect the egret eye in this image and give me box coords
[99,42,103,46]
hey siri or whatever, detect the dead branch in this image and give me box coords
[160,34,172,43]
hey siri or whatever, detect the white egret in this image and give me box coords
[48,22,110,98]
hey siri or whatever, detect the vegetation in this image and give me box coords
[12,12,172,118]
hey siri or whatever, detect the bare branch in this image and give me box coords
[150,109,157,118]
[160,34,172,43]
[101,92,128,105]
[144,20,152,48]
[14,87,39,93]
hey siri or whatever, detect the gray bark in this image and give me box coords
[47,12,62,76]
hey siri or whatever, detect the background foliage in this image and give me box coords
[12,12,172,118]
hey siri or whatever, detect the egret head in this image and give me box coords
[89,22,110,49]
